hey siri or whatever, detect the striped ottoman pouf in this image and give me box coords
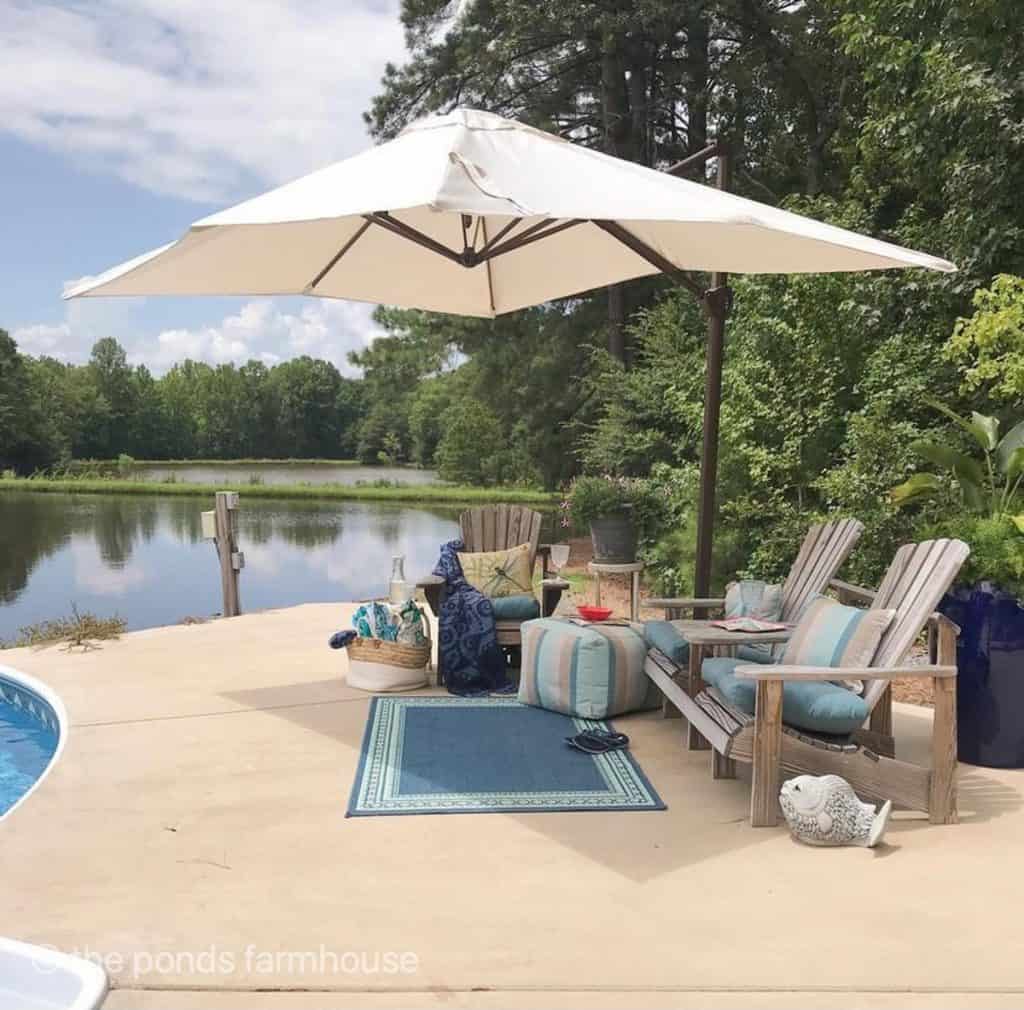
[518,618,660,719]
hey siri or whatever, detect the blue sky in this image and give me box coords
[0,0,407,373]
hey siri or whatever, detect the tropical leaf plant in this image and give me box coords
[891,399,1024,525]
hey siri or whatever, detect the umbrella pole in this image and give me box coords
[693,149,733,601]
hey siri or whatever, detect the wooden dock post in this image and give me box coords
[210,491,243,617]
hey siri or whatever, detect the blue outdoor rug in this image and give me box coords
[347,695,665,816]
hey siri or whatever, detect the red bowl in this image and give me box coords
[577,605,613,622]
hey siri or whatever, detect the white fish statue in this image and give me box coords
[779,774,892,848]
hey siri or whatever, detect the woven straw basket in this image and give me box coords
[346,623,431,670]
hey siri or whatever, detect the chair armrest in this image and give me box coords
[734,663,957,682]
[828,578,876,605]
[416,574,445,587]
[540,578,570,589]
[642,597,726,611]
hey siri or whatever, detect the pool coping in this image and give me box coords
[0,662,68,822]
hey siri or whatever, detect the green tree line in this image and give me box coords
[0,333,367,469]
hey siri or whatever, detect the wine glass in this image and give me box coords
[548,543,571,575]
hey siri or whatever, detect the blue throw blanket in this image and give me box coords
[433,539,511,695]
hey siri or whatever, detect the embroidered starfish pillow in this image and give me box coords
[457,543,533,599]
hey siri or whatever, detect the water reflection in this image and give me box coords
[0,492,462,637]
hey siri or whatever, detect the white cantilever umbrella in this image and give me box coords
[66,108,953,311]
[65,108,955,591]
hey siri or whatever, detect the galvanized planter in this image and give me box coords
[589,510,638,564]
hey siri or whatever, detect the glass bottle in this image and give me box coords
[389,555,411,605]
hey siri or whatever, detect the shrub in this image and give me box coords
[921,514,1024,599]
[946,274,1024,404]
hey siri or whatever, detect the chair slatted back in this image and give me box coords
[460,505,544,574]
[779,518,865,623]
[860,538,970,712]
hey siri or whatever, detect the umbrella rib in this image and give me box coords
[477,218,521,257]
[592,220,704,298]
[364,212,464,265]
[481,219,586,261]
[306,219,372,292]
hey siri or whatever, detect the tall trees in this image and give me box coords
[0,329,62,473]
[0,334,377,470]
[269,357,346,458]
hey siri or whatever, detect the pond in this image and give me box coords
[0,491,463,641]
[134,462,441,486]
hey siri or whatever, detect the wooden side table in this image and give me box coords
[587,561,644,621]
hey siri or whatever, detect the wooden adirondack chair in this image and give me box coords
[644,517,865,630]
[644,518,864,732]
[647,538,969,827]
[419,505,569,682]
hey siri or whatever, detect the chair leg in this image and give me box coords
[930,676,957,823]
[930,616,959,823]
[750,680,783,826]
[712,748,736,779]
[687,643,710,750]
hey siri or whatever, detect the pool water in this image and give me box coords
[0,701,58,816]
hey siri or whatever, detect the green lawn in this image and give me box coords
[130,457,363,466]
[0,476,556,506]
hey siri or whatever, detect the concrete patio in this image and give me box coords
[3,603,1023,1009]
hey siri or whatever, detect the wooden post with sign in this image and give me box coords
[207,491,243,617]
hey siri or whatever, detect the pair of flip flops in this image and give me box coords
[566,730,630,754]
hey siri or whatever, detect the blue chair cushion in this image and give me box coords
[643,620,689,664]
[490,593,541,621]
[736,643,776,665]
[701,656,870,736]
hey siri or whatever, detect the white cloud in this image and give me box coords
[12,297,385,375]
[4,1,404,373]
[70,538,148,596]
[148,299,384,373]
[0,0,405,202]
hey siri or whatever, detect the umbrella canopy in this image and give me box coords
[66,108,954,313]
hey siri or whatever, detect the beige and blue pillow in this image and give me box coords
[781,596,894,674]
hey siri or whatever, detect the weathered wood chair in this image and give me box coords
[419,505,569,681]
[644,518,864,729]
[644,517,865,632]
[647,538,969,826]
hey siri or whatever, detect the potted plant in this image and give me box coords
[891,401,1024,767]
[562,475,665,564]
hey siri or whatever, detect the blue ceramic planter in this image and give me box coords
[940,584,1024,768]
